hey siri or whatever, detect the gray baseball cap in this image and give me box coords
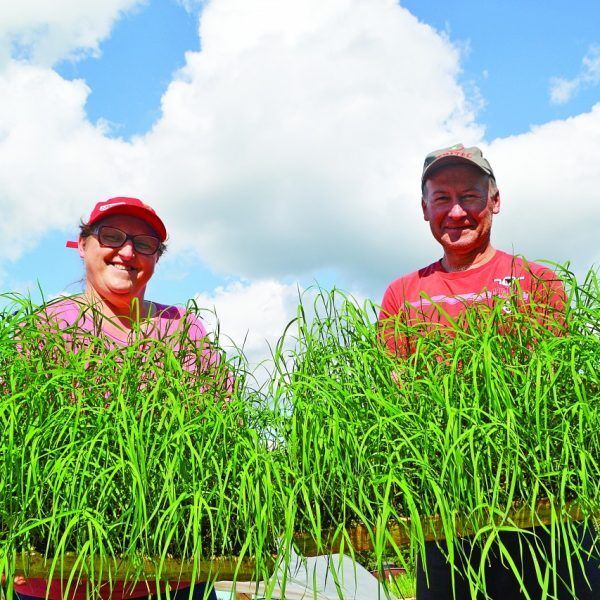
[421,143,495,186]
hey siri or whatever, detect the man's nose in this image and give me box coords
[448,201,467,218]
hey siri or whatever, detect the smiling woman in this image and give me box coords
[12,197,220,600]
[65,197,167,333]
[51,197,211,350]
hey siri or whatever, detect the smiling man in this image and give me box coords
[378,144,598,599]
[379,144,562,340]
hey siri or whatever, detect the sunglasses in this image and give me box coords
[92,225,161,255]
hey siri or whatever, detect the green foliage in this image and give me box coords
[0,266,598,599]
[270,267,599,597]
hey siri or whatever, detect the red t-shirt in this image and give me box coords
[379,250,564,354]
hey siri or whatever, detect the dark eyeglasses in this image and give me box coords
[92,226,161,255]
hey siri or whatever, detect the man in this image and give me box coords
[379,144,598,599]
[380,144,561,343]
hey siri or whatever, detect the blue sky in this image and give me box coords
[1,0,599,357]
[50,0,600,142]
[56,0,201,139]
[403,0,600,139]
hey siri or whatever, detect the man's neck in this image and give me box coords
[441,245,497,273]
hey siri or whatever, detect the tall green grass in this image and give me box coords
[0,298,281,598]
[0,267,598,599]
[270,267,599,597]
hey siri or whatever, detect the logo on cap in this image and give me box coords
[99,202,127,212]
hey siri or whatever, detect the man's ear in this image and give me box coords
[77,237,86,259]
[421,196,430,221]
[492,190,501,215]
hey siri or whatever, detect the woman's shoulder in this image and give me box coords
[40,295,92,329]
[151,302,184,320]
[150,302,208,340]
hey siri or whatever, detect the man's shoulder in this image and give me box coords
[385,260,441,290]
[491,250,562,283]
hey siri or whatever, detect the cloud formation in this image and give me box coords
[0,0,144,66]
[489,106,600,273]
[193,279,303,367]
[0,0,598,306]
[193,278,366,371]
[0,61,140,260]
[550,45,600,104]
[139,0,482,284]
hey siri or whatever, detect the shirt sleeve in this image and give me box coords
[379,284,400,321]
[378,283,411,358]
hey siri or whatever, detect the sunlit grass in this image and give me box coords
[271,266,599,598]
[0,298,279,598]
[0,265,598,599]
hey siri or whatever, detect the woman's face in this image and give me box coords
[78,214,160,310]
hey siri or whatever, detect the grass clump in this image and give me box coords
[0,297,280,597]
[272,268,599,596]
[0,266,598,599]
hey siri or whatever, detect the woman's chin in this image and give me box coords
[96,286,138,307]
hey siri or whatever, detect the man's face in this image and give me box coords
[422,163,500,258]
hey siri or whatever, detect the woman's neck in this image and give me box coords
[82,289,151,330]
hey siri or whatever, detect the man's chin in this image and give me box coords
[440,236,473,251]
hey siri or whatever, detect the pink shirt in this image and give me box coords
[40,296,219,373]
[42,297,208,346]
[16,297,215,599]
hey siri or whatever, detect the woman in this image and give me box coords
[14,197,219,600]
[52,197,209,350]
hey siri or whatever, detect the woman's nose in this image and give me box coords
[117,240,135,258]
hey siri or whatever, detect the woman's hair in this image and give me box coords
[79,220,167,258]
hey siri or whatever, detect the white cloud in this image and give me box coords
[193,278,367,375]
[0,0,144,66]
[549,45,600,105]
[549,78,578,105]
[0,61,142,260]
[193,279,304,366]
[489,104,600,273]
[0,0,598,318]
[138,0,482,285]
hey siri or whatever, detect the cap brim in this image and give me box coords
[88,205,167,241]
[422,156,492,184]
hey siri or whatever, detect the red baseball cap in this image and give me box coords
[66,197,167,248]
